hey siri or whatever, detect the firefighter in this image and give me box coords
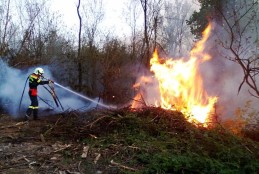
[25,67,53,120]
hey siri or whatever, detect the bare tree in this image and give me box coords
[216,0,259,98]
[81,0,104,95]
[0,0,10,55]
[82,0,103,47]
[139,0,163,67]
[15,1,42,58]
[125,0,142,61]
[0,0,17,57]
[5,0,63,68]
[161,0,194,56]
[77,0,82,91]
[140,0,149,65]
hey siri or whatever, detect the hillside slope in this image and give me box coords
[0,107,258,174]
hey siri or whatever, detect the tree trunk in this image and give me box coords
[77,0,82,91]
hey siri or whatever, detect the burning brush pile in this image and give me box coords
[131,23,217,127]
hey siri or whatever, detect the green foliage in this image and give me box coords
[187,10,209,39]
[187,0,224,39]
[73,108,259,174]
[13,108,257,173]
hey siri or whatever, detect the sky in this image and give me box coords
[50,0,133,36]
[48,0,200,39]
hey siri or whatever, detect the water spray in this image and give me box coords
[54,82,117,109]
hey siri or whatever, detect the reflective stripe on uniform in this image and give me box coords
[29,106,39,109]
[29,74,41,83]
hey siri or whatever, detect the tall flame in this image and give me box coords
[132,23,217,124]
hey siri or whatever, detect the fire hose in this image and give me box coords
[18,76,29,112]
[42,80,64,111]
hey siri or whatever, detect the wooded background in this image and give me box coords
[0,0,258,105]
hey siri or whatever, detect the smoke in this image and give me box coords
[200,52,257,118]
[131,21,259,120]
[0,60,102,118]
[198,22,259,120]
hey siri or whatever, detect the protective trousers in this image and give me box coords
[26,92,39,120]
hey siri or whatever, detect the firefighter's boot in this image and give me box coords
[25,108,32,121]
[33,109,38,120]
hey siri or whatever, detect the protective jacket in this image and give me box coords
[28,73,49,96]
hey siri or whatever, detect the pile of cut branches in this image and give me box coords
[0,107,258,173]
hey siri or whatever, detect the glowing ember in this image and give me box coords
[132,23,217,124]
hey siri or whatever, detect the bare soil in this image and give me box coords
[0,113,111,174]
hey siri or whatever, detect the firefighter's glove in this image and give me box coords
[49,80,54,84]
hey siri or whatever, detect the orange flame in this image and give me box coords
[132,23,217,124]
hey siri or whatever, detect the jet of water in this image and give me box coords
[54,82,116,109]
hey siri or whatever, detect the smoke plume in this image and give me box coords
[132,21,258,121]
[0,60,101,118]
[200,49,258,119]
[199,22,259,120]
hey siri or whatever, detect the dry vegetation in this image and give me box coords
[0,107,259,174]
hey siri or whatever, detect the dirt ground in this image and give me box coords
[0,113,110,174]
